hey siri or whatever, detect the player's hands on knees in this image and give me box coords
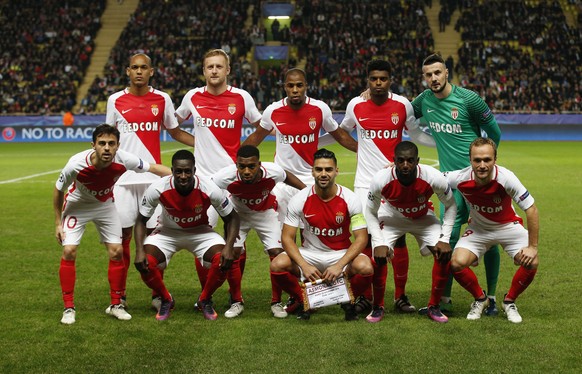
[322,264,343,284]
[134,252,149,274]
[373,245,392,265]
[220,247,235,272]
[301,264,322,283]
[516,246,538,268]
[433,241,453,263]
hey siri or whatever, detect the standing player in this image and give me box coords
[54,124,170,324]
[106,53,194,309]
[134,150,240,321]
[412,53,502,315]
[212,145,306,318]
[242,68,357,225]
[324,59,437,318]
[364,141,457,323]
[446,138,539,323]
[175,49,261,296]
[270,149,373,321]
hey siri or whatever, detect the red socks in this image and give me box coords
[269,255,283,304]
[226,258,243,303]
[108,259,125,305]
[140,255,172,301]
[506,266,537,301]
[59,258,76,309]
[199,253,227,301]
[392,246,409,299]
[453,267,484,299]
[429,259,451,307]
[270,271,303,301]
[349,273,373,299]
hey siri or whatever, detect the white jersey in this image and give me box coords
[106,87,179,185]
[140,174,233,231]
[176,86,261,176]
[56,149,150,204]
[445,165,535,230]
[340,94,434,188]
[212,162,286,214]
[285,184,365,252]
[260,97,339,184]
[365,164,456,248]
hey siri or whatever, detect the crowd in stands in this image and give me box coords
[0,0,105,114]
[454,0,581,112]
[1,0,580,114]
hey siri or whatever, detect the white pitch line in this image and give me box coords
[0,169,61,185]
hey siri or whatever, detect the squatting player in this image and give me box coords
[54,124,170,324]
[212,145,306,318]
[446,138,539,323]
[364,141,457,323]
[270,149,373,321]
[412,53,502,315]
[134,150,240,321]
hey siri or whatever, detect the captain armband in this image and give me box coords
[350,213,366,230]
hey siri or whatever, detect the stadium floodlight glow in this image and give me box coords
[268,16,290,19]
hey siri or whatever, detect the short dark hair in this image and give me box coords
[128,53,152,67]
[92,124,120,142]
[367,59,392,76]
[285,67,307,81]
[172,149,195,165]
[422,53,445,66]
[394,141,418,158]
[237,145,260,159]
[469,137,497,159]
[314,148,337,165]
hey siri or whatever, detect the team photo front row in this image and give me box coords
[54,125,539,325]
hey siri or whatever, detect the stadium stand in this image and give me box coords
[0,0,105,114]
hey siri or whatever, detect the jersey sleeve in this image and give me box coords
[411,90,427,119]
[345,188,366,231]
[116,149,151,174]
[321,103,339,133]
[259,105,275,131]
[139,179,163,218]
[467,91,501,146]
[211,165,236,190]
[207,180,235,217]
[55,157,78,192]
[501,167,535,211]
[284,188,307,228]
[241,89,262,124]
[105,96,117,126]
[161,92,179,130]
[404,98,435,147]
[175,91,193,121]
[266,162,287,183]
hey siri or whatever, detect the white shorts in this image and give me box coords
[292,247,367,281]
[114,184,161,229]
[144,226,226,268]
[61,201,122,246]
[235,209,282,252]
[377,212,441,256]
[456,221,528,259]
[274,182,308,228]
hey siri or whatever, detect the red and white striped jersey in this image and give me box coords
[56,149,150,204]
[176,86,261,176]
[106,87,178,185]
[212,162,286,214]
[285,184,366,251]
[140,174,233,230]
[260,97,338,184]
[445,165,535,229]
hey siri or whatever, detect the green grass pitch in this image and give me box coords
[0,140,581,373]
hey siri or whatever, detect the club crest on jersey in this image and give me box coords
[308,117,317,130]
[335,211,345,224]
[451,107,459,120]
[391,112,399,125]
[194,204,204,213]
[151,104,159,116]
[492,195,502,204]
[417,195,426,203]
[228,103,236,115]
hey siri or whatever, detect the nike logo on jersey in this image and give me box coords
[196,105,210,109]
[305,214,316,218]
[275,122,286,126]
[358,117,370,122]
[122,109,133,114]
[426,109,435,113]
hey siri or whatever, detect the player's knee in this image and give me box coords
[108,244,123,261]
[270,253,290,272]
[353,255,373,275]
[62,246,77,261]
